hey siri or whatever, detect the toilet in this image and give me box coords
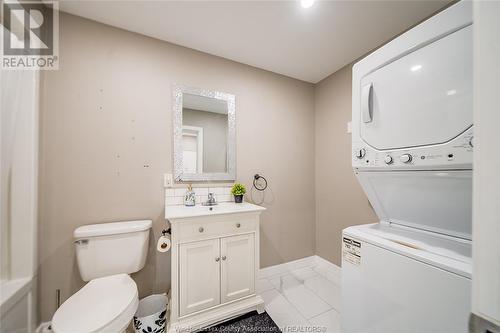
[51,220,152,333]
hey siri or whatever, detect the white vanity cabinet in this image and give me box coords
[166,203,265,332]
[179,238,221,316]
[220,234,255,303]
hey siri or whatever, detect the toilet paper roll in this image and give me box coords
[157,235,171,253]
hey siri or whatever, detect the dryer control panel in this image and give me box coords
[352,128,473,170]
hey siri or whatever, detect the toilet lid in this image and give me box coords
[52,274,138,333]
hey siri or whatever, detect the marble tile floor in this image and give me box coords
[258,265,341,333]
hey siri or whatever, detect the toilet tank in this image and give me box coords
[74,220,152,281]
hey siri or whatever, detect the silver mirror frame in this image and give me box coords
[173,84,236,182]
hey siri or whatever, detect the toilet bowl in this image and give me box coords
[52,274,138,333]
[51,220,152,333]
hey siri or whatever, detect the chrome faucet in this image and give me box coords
[203,193,218,206]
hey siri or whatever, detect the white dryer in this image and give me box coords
[343,2,473,332]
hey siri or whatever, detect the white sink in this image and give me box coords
[165,202,265,220]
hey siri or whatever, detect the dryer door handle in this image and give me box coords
[362,83,373,123]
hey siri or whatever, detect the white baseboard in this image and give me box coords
[259,255,317,278]
[259,255,341,284]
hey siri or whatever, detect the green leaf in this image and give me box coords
[231,183,246,195]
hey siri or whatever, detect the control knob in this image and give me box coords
[355,148,366,159]
[400,154,412,163]
[384,155,393,165]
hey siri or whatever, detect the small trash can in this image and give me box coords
[133,294,168,333]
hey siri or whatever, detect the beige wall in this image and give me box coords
[38,13,315,322]
[314,65,377,266]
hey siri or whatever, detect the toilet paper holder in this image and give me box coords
[159,228,172,250]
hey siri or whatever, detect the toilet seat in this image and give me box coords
[52,274,138,333]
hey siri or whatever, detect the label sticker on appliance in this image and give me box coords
[343,237,361,266]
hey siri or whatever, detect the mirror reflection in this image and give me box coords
[173,85,235,182]
[182,93,228,174]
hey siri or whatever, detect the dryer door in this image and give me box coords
[359,25,472,150]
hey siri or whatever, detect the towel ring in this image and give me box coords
[253,174,268,191]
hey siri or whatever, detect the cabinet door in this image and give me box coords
[179,239,220,316]
[220,233,255,303]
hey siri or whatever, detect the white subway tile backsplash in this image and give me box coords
[166,196,183,205]
[174,188,187,196]
[208,187,225,195]
[194,188,209,196]
[165,185,234,206]
[208,186,232,195]
[196,195,204,204]
[218,194,233,202]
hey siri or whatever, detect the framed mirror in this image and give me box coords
[173,85,236,182]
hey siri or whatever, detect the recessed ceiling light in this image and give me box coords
[446,89,457,96]
[301,0,315,9]
[410,65,422,72]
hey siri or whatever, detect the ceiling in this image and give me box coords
[58,0,451,83]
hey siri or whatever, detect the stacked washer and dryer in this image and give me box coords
[342,2,473,333]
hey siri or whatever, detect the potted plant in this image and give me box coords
[231,183,246,203]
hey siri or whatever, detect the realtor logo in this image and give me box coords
[2,0,59,69]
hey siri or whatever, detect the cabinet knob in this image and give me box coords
[198,227,204,233]
[236,223,241,228]
[222,255,227,260]
[215,257,220,262]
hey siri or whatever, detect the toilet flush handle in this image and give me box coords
[75,239,89,245]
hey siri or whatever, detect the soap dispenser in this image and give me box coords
[184,184,196,206]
